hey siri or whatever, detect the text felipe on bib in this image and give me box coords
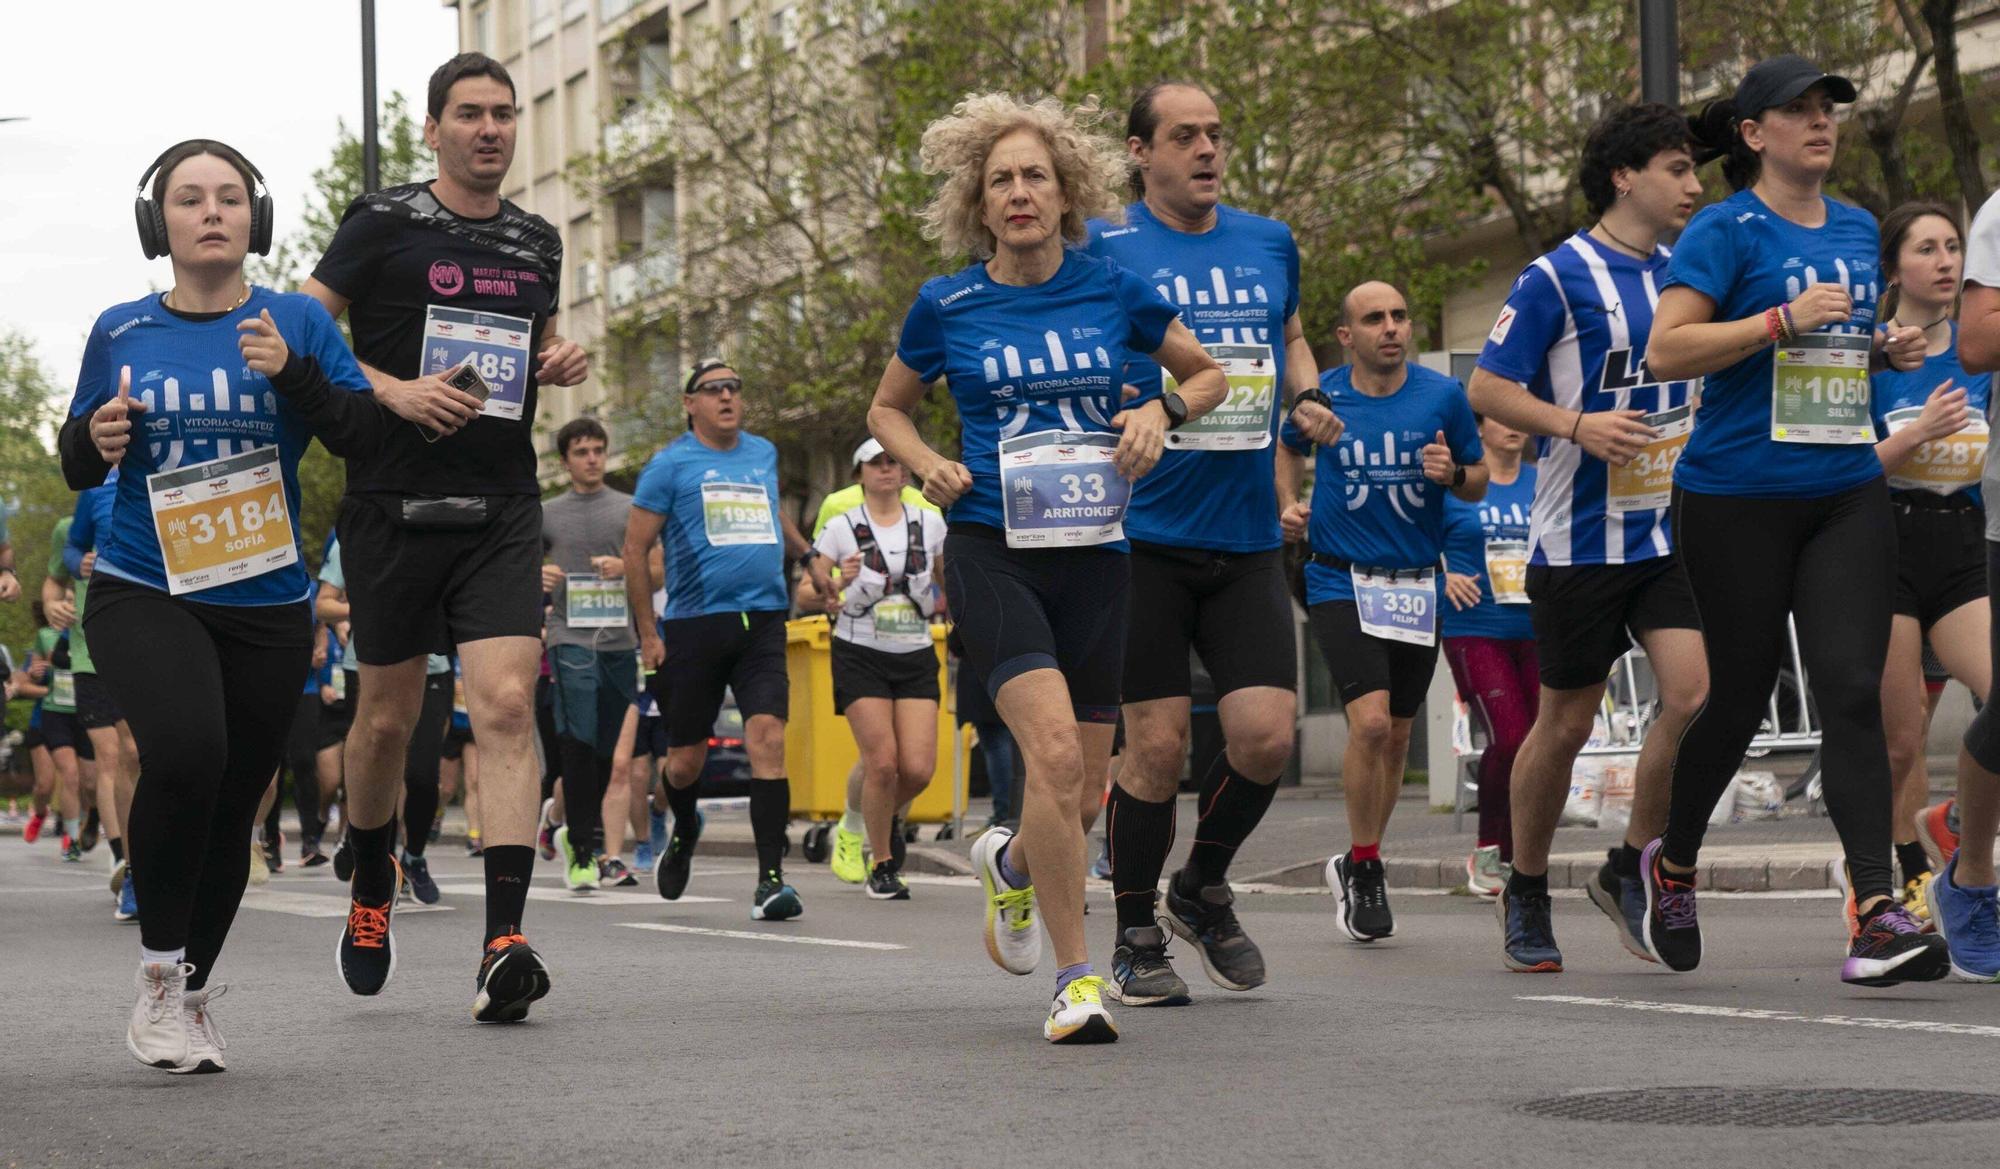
[1607,403,1691,513]
[565,573,629,628]
[999,430,1130,549]
[1482,539,1530,605]
[1352,567,1438,646]
[147,445,298,597]
[701,481,778,546]
[1884,405,1987,495]
[1772,333,1875,444]
[1164,342,1275,452]
[422,305,534,422]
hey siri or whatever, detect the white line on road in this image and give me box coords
[620,922,905,950]
[238,890,455,918]
[1519,994,2000,1038]
[433,883,726,905]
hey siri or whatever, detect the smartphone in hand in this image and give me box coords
[419,363,493,443]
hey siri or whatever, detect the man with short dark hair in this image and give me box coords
[541,418,640,894]
[304,50,589,1022]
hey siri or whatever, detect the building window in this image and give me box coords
[728,14,753,71]
[530,0,556,42]
[533,91,557,177]
[772,6,799,51]
[470,2,493,54]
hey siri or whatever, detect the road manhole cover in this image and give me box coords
[1521,1088,2000,1127]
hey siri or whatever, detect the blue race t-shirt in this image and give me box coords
[1664,190,1884,499]
[1477,232,1697,566]
[1441,465,1536,640]
[894,249,1179,546]
[1086,203,1299,551]
[1871,322,1992,507]
[632,430,789,619]
[1280,363,1484,605]
[66,288,372,605]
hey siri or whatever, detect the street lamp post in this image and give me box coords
[361,0,380,194]
[1637,0,1679,107]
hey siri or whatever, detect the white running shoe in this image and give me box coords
[248,839,270,886]
[127,961,193,1070]
[110,857,128,897]
[175,985,227,1074]
[1466,845,1508,899]
[1044,975,1118,1044]
[972,827,1041,975]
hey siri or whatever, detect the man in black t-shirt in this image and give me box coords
[304,52,588,1023]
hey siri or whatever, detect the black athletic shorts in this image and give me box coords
[1892,492,1986,627]
[22,722,45,751]
[942,527,1127,724]
[73,672,122,731]
[831,637,940,714]
[660,609,788,748]
[1307,601,1438,718]
[1525,554,1701,691]
[636,714,669,759]
[1123,542,1296,703]
[336,492,544,665]
[42,710,84,755]
[317,671,357,749]
[442,723,474,760]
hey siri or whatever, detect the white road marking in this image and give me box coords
[432,883,726,905]
[238,890,454,918]
[621,922,905,950]
[1520,994,2000,1038]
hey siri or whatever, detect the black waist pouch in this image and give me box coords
[397,495,492,530]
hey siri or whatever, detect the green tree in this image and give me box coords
[0,330,75,729]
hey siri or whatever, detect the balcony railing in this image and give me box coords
[602,101,674,170]
[608,247,679,308]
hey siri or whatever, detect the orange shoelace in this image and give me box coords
[485,933,527,955]
[346,902,391,949]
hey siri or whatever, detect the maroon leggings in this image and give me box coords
[1443,636,1540,857]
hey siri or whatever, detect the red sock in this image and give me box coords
[1350,843,1381,863]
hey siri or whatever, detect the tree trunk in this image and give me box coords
[1923,0,1989,211]
[1864,110,1914,211]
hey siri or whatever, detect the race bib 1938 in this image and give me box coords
[700,482,778,547]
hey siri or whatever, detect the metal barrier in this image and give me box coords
[1446,618,1821,829]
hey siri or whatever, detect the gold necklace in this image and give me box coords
[165,283,251,313]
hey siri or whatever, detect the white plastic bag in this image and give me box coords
[1730,770,1784,822]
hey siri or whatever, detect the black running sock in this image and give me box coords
[483,845,534,943]
[749,778,790,877]
[1107,782,1176,934]
[349,820,398,904]
[1506,868,1549,899]
[665,777,702,841]
[1612,843,1642,879]
[402,782,438,861]
[593,755,615,854]
[1185,762,1277,886]
[109,837,124,864]
[556,736,604,864]
[1896,840,1931,884]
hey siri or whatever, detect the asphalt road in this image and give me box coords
[6,831,2000,1169]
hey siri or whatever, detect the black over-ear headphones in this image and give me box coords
[134,139,274,260]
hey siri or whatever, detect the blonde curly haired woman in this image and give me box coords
[869,92,1226,1044]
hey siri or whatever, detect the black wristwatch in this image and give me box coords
[1159,391,1189,430]
[1451,465,1468,488]
[1287,387,1334,415]
[794,553,815,571]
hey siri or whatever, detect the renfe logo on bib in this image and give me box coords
[999,430,1129,548]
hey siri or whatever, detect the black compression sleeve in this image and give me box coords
[59,411,111,491]
[269,351,388,457]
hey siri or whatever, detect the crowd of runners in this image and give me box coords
[6,47,2000,1066]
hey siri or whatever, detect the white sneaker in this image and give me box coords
[175,985,227,1074]
[127,961,193,1070]
[971,827,1041,975]
[110,857,128,897]
[1043,975,1118,1044]
[1466,845,1508,899]
[248,840,270,886]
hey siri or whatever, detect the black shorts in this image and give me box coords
[442,723,474,760]
[941,528,1128,724]
[831,638,940,714]
[336,493,544,665]
[660,609,788,748]
[1892,493,1986,627]
[42,710,84,755]
[317,671,357,749]
[22,723,45,752]
[1123,542,1297,703]
[1525,555,1701,691]
[636,714,669,760]
[73,672,123,731]
[1307,601,1438,719]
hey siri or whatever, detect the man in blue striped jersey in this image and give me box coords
[1467,104,1711,973]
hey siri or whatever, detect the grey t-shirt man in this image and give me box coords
[542,485,639,651]
[1966,190,2000,541]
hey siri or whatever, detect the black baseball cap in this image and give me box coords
[1734,55,1857,114]
[682,357,733,395]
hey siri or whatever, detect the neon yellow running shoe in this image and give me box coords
[1902,875,1934,929]
[831,826,868,884]
[972,827,1041,974]
[556,827,595,894]
[1044,975,1118,1044]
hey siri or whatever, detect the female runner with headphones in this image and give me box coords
[61,140,384,1073]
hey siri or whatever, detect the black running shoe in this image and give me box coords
[332,835,354,883]
[401,853,440,905]
[1327,853,1394,941]
[1583,851,1655,964]
[337,859,401,996]
[598,856,638,888]
[1844,902,1950,987]
[473,934,551,1023]
[752,870,803,921]
[300,839,330,869]
[865,861,910,901]
[1160,872,1266,991]
[890,815,908,872]
[1497,883,1563,972]
[1640,838,1701,972]
[80,809,100,853]
[655,817,702,901]
[261,834,284,875]
[1108,925,1191,1006]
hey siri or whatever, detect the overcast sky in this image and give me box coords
[2,2,462,397]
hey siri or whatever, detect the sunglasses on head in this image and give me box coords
[689,378,744,396]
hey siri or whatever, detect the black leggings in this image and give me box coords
[265,689,324,846]
[1960,541,2000,772]
[85,579,312,989]
[1664,479,1895,899]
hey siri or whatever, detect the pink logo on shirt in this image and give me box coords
[429,261,466,296]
